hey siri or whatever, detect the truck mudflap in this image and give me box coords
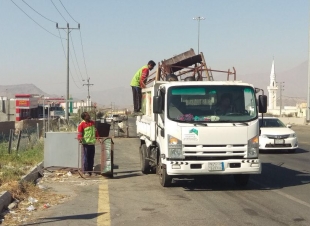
[165,159,261,175]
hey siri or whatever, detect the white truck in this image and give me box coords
[136,49,267,187]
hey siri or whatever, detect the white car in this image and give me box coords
[105,115,113,123]
[259,117,298,153]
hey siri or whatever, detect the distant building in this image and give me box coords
[15,94,40,121]
[266,60,307,117]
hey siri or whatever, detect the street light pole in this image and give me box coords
[193,16,205,54]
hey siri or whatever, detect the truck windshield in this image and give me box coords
[167,85,257,123]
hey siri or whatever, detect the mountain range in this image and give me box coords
[1,61,308,108]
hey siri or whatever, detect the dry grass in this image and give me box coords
[0,138,68,225]
[1,181,67,225]
[0,139,43,188]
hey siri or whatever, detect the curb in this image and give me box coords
[0,161,44,214]
[0,191,12,214]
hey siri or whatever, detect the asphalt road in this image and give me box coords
[24,119,310,226]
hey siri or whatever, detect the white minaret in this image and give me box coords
[267,59,278,110]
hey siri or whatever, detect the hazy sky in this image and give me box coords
[0,0,309,104]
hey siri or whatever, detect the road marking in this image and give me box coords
[251,180,310,208]
[97,178,111,226]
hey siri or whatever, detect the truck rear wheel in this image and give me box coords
[140,144,150,174]
[234,174,250,187]
[157,157,172,187]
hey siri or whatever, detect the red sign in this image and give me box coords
[16,100,30,107]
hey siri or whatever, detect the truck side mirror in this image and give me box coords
[258,95,267,113]
[153,96,162,113]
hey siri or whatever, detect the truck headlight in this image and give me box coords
[248,136,259,158]
[168,135,184,159]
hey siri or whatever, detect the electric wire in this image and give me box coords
[58,30,82,89]
[50,0,68,23]
[57,0,89,81]
[52,0,85,86]
[58,29,66,57]
[69,45,84,85]
[59,0,79,24]
[10,0,63,39]
[70,32,85,81]
[79,30,90,79]
[22,0,57,23]
[57,0,87,82]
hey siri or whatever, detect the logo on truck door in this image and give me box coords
[182,128,199,142]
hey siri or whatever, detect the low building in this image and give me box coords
[15,94,40,121]
[0,97,15,122]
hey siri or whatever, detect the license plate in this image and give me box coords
[274,139,284,144]
[208,162,224,171]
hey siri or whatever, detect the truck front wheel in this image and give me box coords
[157,157,172,187]
[140,144,150,174]
[234,174,250,187]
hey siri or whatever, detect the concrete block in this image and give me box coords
[0,191,12,213]
[20,162,44,183]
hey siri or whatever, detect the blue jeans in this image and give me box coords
[82,144,95,174]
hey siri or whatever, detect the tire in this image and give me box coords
[140,144,150,174]
[288,149,296,153]
[234,174,250,187]
[157,157,172,187]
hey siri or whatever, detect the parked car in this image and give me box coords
[259,117,298,153]
[105,115,113,123]
[112,114,121,122]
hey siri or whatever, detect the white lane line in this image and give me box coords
[250,180,310,208]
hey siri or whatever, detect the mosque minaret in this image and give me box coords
[267,60,278,110]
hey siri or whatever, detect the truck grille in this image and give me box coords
[184,156,244,161]
[183,144,247,158]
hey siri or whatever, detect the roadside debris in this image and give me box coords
[26,205,35,212]
[28,197,38,204]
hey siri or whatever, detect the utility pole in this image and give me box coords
[193,16,205,54]
[56,23,80,121]
[83,77,94,110]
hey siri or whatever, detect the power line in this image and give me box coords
[56,0,88,80]
[79,30,90,79]
[57,0,85,81]
[22,0,57,23]
[23,0,83,85]
[58,29,66,57]
[70,32,85,81]
[59,0,79,24]
[10,0,63,39]
[50,0,67,23]
[58,29,82,89]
